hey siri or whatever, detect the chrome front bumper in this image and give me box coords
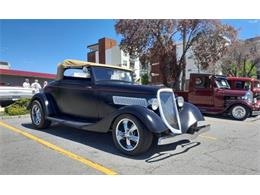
[252,110,260,116]
[157,124,210,145]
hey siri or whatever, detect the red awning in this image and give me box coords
[0,69,56,79]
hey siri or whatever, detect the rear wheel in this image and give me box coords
[30,100,51,129]
[112,114,153,156]
[230,104,249,121]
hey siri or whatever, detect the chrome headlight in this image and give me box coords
[242,91,253,104]
[148,98,159,110]
[176,96,184,108]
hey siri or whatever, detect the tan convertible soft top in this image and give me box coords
[57,59,133,80]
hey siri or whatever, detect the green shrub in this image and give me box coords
[5,98,31,116]
[141,73,149,85]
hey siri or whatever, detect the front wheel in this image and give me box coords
[230,104,250,121]
[112,114,153,156]
[30,100,51,129]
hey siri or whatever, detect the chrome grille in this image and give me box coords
[157,88,181,134]
[113,96,148,107]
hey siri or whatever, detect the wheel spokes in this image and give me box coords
[32,104,41,125]
[129,135,139,143]
[234,107,246,119]
[125,138,132,149]
[115,118,140,151]
[122,120,128,132]
[129,124,137,133]
[116,131,125,141]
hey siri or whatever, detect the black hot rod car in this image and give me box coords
[29,59,209,155]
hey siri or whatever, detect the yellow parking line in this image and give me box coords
[199,134,217,141]
[0,121,118,175]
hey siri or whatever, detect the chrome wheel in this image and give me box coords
[32,103,42,125]
[115,118,140,151]
[232,105,246,120]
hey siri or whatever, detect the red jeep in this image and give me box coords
[227,77,260,108]
[175,73,260,120]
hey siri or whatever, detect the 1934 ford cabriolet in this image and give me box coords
[29,59,209,155]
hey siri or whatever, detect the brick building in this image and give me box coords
[87,37,141,80]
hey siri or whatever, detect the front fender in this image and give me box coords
[116,105,168,133]
[179,102,205,133]
[85,105,168,133]
[225,99,253,112]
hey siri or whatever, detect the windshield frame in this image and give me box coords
[92,66,134,84]
[215,78,231,89]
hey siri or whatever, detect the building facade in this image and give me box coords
[87,38,141,80]
[0,61,11,69]
[149,44,210,88]
[0,68,56,87]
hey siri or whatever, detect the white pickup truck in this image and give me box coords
[0,86,34,107]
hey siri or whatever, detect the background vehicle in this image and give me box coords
[29,59,209,155]
[227,77,260,108]
[0,85,34,107]
[175,73,260,120]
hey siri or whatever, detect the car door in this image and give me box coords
[55,68,99,121]
[189,75,214,106]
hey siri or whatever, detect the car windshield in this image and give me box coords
[215,78,230,89]
[92,67,133,83]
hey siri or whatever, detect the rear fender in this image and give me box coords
[28,93,56,116]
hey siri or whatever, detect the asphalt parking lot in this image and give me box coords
[0,115,260,175]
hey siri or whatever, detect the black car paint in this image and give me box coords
[80,105,169,133]
[29,67,203,134]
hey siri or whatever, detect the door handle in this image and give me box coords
[85,86,92,89]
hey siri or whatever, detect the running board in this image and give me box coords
[46,116,93,129]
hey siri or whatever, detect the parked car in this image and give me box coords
[28,59,209,155]
[0,85,34,107]
[227,77,260,107]
[175,73,260,120]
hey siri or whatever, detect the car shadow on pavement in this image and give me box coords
[145,141,200,163]
[22,123,201,162]
[204,113,234,121]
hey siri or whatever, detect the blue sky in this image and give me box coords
[0,19,259,74]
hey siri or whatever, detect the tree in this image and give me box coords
[115,20,177,87]
[192,23,237,73]
[223,62,257,77]
[221,40,260,77]
[115,19,237,90]
[141,73,149,85]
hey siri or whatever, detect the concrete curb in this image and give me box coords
[0,114,30,120]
